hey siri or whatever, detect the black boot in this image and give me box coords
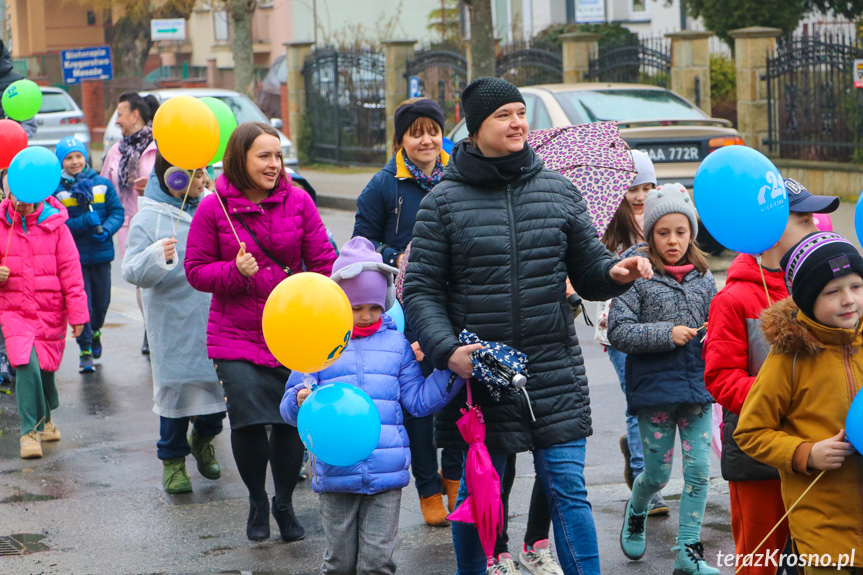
[246,497,270,541]
[272,497,305,542]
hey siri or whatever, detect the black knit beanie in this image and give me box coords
[780,231,863,320]
[394,99,445,146]
[461,77,525,135]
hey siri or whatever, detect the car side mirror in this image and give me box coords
[269,118,283,130]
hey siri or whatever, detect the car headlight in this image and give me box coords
[282,143,297,163]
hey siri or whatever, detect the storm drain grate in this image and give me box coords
[0,536,23,556]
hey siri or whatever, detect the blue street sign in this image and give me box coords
[409,76,421,98]
[61,46,113,84]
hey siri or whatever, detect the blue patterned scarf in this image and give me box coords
[402,153,443,193]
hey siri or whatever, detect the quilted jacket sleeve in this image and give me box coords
[184,195,250,296]
[100,178,125,237]
[352,172,392,258]
[607,280,676,354]
[704,289,754,414]
[397,337,465,417]
[402,191,459,370]
[281,370,317,426]
[561,180,629,302]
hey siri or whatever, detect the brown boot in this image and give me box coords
[420,493,449,526]
[441,476,460,513]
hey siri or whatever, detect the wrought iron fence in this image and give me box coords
[587,35,670,87]
[303,47,387,165]
[404,47,467,132]
[764,32,863,162]
[496,41,562,87]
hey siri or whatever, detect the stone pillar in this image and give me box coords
[280,81,289,135]
[667,31,712,115]
[80,80,105,142]
[729,27,782,154]
[383,40,417,149]
[285,41,314,144]
[560,32,601,84]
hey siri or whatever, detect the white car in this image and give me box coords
[103,88,298,171]
[31,86,91,155]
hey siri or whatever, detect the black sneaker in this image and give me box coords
[92,330,102,359]
[619,433,634,490]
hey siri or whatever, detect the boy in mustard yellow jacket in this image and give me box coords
[736,231,863,574]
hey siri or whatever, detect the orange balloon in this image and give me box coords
[152,96,219,170]
[262,273,353,373]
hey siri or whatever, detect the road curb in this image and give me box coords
[318,194,358,212]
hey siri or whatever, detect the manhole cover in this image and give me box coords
[0,537,23,557]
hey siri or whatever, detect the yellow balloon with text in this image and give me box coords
[152,96,219,170]
[262,273,353,373]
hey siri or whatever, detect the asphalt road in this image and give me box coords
[4,168,837,574]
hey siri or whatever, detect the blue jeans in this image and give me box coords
[157,413,225,460]
[76,262,111,351]
[607,346,644,476]
[452,439,600,575]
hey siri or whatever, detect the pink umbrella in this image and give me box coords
[447,378,504,565]
[527,121,637,238]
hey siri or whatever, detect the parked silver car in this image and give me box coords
[30,86,91,155]
[103,88,298,170]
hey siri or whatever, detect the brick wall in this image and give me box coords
[80,80,105,143]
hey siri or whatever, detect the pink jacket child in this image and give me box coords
[0,196,89,371]
[185,173,336,367]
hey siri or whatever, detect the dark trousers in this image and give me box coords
[76,262,112,351]
[157,412,225,460]
[495,453,552,556]
[403,411,464,497]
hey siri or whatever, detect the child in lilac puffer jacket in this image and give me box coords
[281,237,470,575]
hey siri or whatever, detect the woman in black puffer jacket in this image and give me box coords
[403,77,652,575]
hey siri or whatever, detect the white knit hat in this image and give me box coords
[630,150,656,188]
[643,183,698,238]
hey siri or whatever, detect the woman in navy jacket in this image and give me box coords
[352,98,459,526]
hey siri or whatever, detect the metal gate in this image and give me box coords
[764,32,863,162]
[496,44,562,87]
[303,47,387,165]
[404,49,468,132]
[587,36,670,87]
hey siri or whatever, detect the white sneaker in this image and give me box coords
[487,553,522,574]
[518,540,564,575]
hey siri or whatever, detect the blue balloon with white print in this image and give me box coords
[693,146,789,255]
[847,392,863,454]
[386,300,405,333]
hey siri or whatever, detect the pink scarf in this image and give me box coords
[665,263,695,283]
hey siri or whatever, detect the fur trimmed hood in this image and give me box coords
[760,296,858,355]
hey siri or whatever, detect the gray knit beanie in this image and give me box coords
[630,150,656,188]
[643,183,698,238]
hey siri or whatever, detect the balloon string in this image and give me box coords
[205,171,244,255]
[733,469,827,574]
[2,211,17,265]
[171,171,196,239]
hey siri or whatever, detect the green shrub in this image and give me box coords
[710,54,736,102]
[297,116,314,166]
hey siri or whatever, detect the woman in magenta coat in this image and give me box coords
[185,122,336,543]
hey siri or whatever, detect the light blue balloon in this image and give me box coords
[386,300,405,333]
[693,146,789,255]
[297,382,381,467]
[7,146,61,204]
[847,393,863,454]
[855,194,863,247]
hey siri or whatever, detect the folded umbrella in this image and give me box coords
[458,330,528,402]
[447,378,504,566]
[527,121,637,238]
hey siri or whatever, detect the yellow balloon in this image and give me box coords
[262,273,353,373]
[152,96,219,170]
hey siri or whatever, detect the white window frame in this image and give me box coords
[629,0,650,22]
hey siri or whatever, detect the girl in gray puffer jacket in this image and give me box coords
[607,184,720,575]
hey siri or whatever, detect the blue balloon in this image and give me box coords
[847,392,863,453]
[297,382,381,467]
[693,146,789,254]
[442,136,454,154]
[386,300,405,333]
[855,194,863,247]
[7,146,61,204]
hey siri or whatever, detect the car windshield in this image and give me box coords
[554,89,705,123]
[183,94,268,123]
[40,93,74,113]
